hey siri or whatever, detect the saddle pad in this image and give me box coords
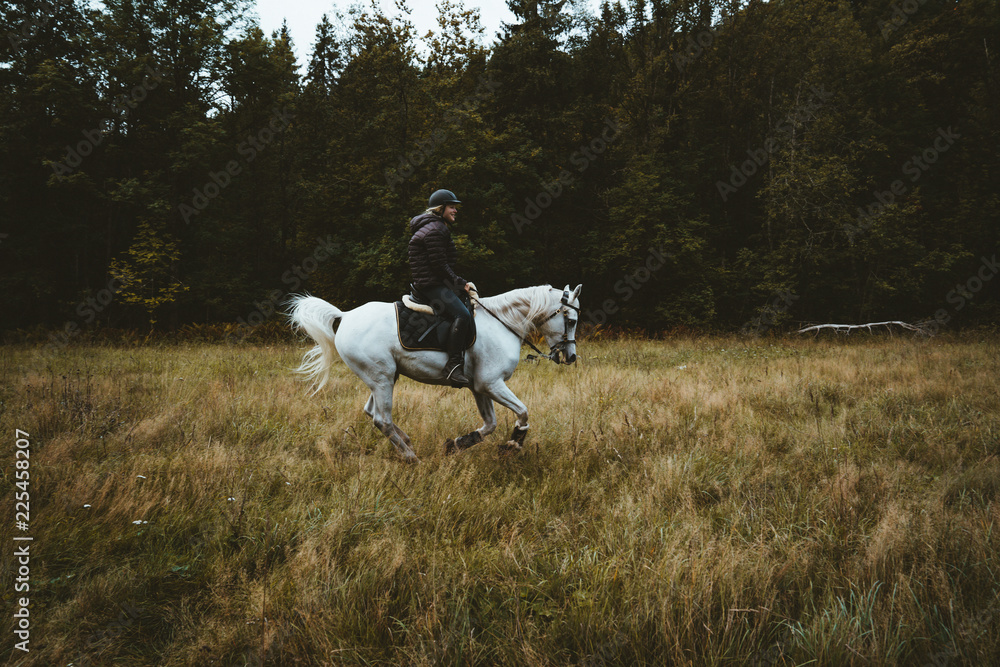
[394,302,476,352]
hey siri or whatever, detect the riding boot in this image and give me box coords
[445,318,471,388]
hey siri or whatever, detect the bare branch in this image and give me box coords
[797,321,934,336]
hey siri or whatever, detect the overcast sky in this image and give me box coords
[253,0,517,68]
[253,0,601,71]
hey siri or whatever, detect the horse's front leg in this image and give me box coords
[445,391,496,455]
[481,381,529,454]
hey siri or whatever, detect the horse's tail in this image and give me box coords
[287,294,344,393]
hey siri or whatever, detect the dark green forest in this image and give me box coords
[1,0,998,338]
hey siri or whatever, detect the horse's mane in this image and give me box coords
[476,285,554,339]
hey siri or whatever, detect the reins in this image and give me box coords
[470,288,579,363]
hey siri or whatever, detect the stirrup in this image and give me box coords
[445,363,471,387]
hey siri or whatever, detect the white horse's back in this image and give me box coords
[289,296,428,389]
[333,301,410,377]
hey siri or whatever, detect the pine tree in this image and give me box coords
[109,220,188,329]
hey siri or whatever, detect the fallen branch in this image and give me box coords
[797,321,934,336]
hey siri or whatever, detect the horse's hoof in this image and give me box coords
[446,431,483,456]
[498,441,523,455]
[402,453,420,464]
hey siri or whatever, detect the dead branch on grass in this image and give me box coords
[797,321,934,336]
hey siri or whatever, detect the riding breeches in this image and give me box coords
[419,284,471,326]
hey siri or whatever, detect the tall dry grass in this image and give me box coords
[1,334,999,665]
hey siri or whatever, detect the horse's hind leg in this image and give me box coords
[365,393,413,451]
[366,383,419,464]
[392,424,413,449]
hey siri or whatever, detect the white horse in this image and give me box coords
[288,284,582,463]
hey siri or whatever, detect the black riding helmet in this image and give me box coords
[428,189,461,208]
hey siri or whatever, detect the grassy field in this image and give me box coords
[2,333,999,665]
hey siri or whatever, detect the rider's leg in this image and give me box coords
[445,317,472,386]
[421,285,472,387]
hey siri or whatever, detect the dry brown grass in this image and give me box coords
[1,333,999,665]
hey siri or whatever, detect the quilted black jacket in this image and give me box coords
[408,212,467,291]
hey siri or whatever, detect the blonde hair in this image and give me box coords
[425,205,445,216]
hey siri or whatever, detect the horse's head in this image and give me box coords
[540,284,582,364]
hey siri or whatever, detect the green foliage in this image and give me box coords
[109,220,188,328]
[1,0,999,332]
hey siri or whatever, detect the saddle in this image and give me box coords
[394,285,477,352]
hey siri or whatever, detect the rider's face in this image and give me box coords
[442,205,458,223]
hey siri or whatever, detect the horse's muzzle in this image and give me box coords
[555,350,576,364]
[548,344,576,365]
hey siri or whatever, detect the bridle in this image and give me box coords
[536,288,579,363]
[471,287,579,364]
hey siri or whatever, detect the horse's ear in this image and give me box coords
[571,284,582,301]
[563,284,571,292]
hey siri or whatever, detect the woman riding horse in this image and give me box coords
[408,189,473,388]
